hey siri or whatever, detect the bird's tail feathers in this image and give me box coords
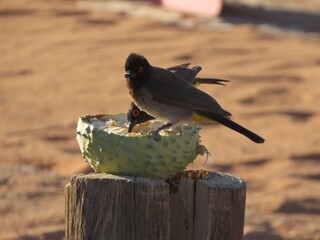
[195,110,265,144]
[194,78,229,86]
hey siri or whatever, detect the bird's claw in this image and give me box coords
[148,130,161,141]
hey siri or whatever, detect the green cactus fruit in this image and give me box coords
[76,114,208,179]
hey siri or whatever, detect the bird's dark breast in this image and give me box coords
[133,90,159,119]
[126,78,135,91]
[127,84,142,98]
[131,88,148,108]
[127,78,145,92]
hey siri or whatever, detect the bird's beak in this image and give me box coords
[125,70,136,80]
[128,120,136,133]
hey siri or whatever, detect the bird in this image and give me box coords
[127,63,229,132]
[127,102,155,132]
[124,53,265,143]
[166,63,229,87]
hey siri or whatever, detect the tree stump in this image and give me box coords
[65,170,246,240]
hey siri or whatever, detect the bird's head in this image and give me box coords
[124,53,152,90]
[127,102,155,133]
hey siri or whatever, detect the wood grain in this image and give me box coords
[65,171,246,240]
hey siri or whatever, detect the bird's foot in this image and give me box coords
[148,122,174,141]
[148,130,161,141]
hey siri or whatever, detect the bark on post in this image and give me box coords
[65,170,246,240]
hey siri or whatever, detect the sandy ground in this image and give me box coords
[1,0,320,239]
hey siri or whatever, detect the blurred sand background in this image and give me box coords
[1,0,320,239]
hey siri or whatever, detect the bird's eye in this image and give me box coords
[132,109,140,117]
[138,66,144,73]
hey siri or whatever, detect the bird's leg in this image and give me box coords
[149,122,173,141]
[157,122,174,132]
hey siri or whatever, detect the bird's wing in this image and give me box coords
[147,67,231,117]
[166,63,191,71]
[167,64,229,87]
[193,78,230,86]
[167,64,202,85]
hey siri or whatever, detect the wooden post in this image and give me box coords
[65,170,246,240]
